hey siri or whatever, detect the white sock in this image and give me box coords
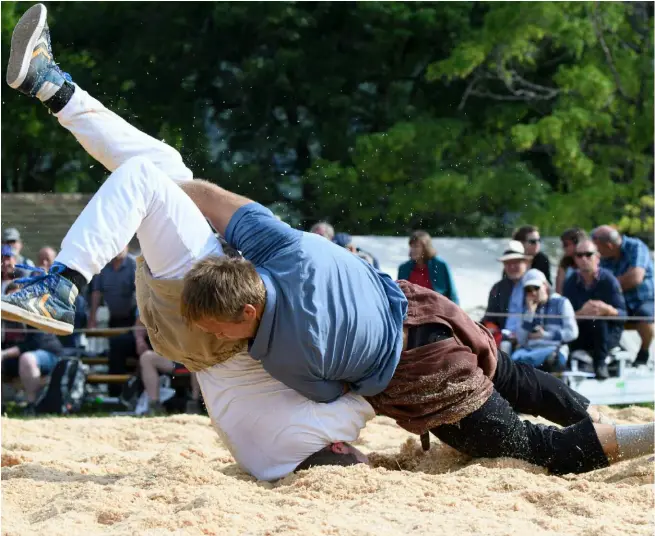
[615,423,655,460]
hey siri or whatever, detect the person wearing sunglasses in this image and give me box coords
[563,239,626,380]
[511,225,551,284]
[555,227,588,294]
[511,269,577,372]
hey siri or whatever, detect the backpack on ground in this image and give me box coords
[35,358,88,415]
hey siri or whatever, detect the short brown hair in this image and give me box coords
[409,230,437,261]
[513,225,539,242]
[181,256,266,324]
[560,227,587,245]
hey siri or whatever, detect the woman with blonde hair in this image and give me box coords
[397,230,459,304]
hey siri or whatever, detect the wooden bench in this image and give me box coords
[87,374,132,384]
[81,356,138,367]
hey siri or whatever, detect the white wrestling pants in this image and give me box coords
[53,86,223,281]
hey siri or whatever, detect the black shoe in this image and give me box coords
[541,349,562,372]
[594,364,610,380]
[633,350,650,367]
[22,403,37,417]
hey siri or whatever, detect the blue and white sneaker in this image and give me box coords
[1,262,77,335]
[6,3,74,110]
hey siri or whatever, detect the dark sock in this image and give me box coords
[634,349,650,365]
[60,268,87,295]
[43,80,75,113]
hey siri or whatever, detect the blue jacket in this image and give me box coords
[516,293,578,350]
[398,256,459,305]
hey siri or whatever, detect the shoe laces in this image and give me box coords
[13,263,64,287]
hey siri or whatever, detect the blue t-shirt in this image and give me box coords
[225,203,408,403]
[600,235,654,313]
[562,268,626,341]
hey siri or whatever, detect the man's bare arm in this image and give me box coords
[617,267,645,291]
[180,180,253,236]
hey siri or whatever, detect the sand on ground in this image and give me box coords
[2,406,653,536]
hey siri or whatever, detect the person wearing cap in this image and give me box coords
[2,227,35,275]
[333,233,380,269]
[397,230,459,305]
[1,245,18,295]
[511,269,578,371]
[563,239,627,379]
[483,240,531,340]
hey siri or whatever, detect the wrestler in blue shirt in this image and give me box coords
[224,203,407,403]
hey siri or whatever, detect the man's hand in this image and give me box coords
[578,300,602,316]
[526,298,538,314]
[528,326,545,340]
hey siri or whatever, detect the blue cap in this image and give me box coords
[333,233,353,248]
[1,244,15,257]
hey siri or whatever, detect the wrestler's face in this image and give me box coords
[334,443,369,464]
[195,304,259,340]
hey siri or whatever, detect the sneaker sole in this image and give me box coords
[1,302,73,335]
[6,3,47,89]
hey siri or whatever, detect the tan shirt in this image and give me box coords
[135,256,247,372]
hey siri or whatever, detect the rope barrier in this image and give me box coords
[2,311,653,334]
[479,311,654,322]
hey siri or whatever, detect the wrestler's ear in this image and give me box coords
[242,303,258,321]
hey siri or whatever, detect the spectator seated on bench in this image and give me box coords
[482,240,530,351]
[1,283,64,411]
[593,226,654,366]
[511,269,578,372]
[563,239,626,380]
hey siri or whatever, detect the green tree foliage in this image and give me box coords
[1,1,653,239]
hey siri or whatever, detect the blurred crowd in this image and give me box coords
[1,228,200,415]
[2,220,653,413]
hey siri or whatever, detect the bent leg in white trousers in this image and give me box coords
[56,85,193,182]
[50,86,222,281]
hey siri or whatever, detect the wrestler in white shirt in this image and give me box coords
[29,71,375,480]
[198,353,374,480]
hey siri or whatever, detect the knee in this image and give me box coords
[139,350,157,369]
[119,155,158,176]
[18,352,38,372]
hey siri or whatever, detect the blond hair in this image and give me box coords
[409,230,437,261]
[181,256,266,324]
